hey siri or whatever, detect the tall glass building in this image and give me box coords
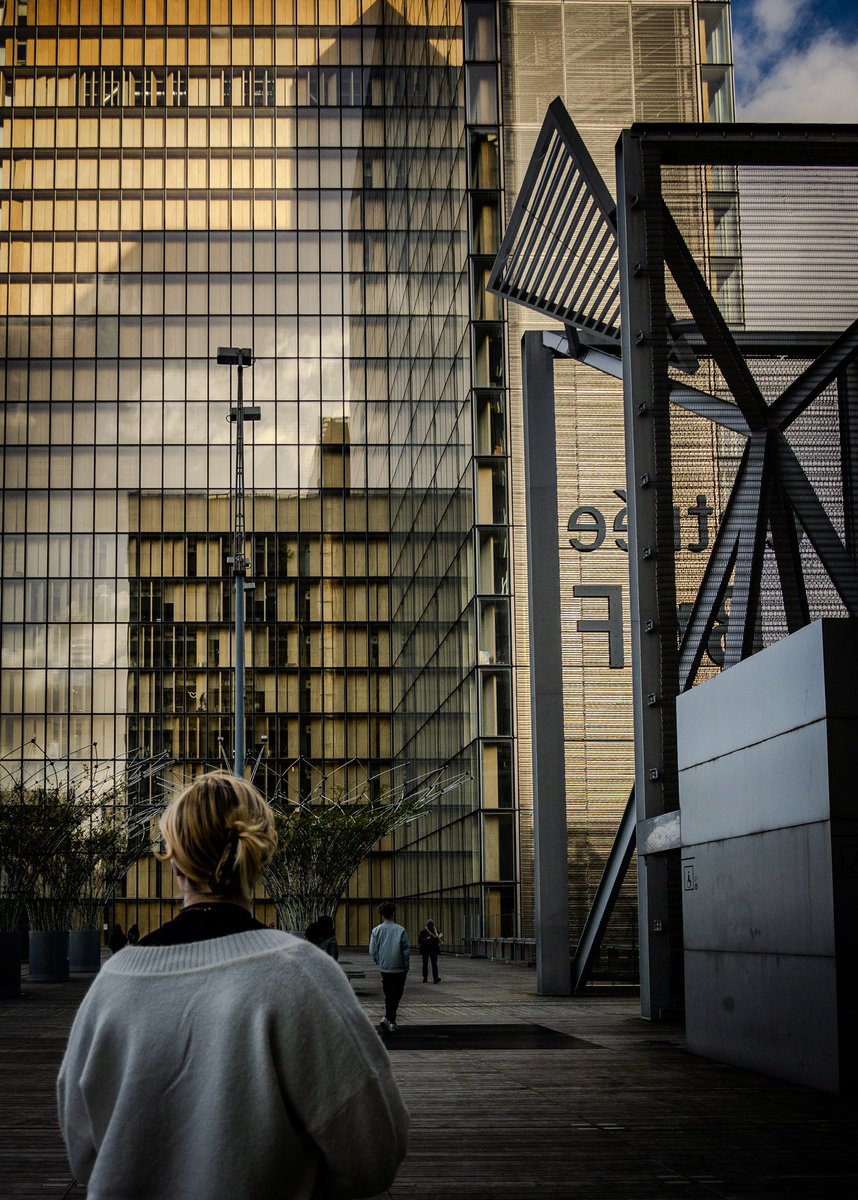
[0,0,731,954]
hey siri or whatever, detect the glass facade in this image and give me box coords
[0,0,731,959]
[0,0,513,945]
[389,0,517,943]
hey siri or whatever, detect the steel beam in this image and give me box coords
[571,788,636,993]
[616,132,682,1020]
[521,330,572,996]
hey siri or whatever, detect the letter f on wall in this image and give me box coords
[573,584,625,668]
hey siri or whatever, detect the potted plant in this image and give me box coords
[65,787,162,972]
[19,781,85,983]
[2,748,170,985]
[263,765,464,934]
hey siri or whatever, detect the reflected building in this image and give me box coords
[0,0,731,956]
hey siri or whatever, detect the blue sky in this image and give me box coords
[732,0,858,120]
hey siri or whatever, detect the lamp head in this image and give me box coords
[216,347,254,367]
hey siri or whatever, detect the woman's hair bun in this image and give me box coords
[159,772,278,899]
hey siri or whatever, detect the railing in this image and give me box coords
[464,936,536,966]
[464,936,638,982]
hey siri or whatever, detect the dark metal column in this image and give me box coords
[521,330,572,995]
[616,134,682,1020]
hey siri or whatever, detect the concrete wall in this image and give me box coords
[677,619,858,1094]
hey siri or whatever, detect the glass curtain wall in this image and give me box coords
[0,0,512,946]
[387,0,517,946]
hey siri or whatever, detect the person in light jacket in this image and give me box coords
[370,901,410,1032]
[57,772,408,1200]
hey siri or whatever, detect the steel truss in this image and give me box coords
[618,122,858,1016]
[490,102,858,1003]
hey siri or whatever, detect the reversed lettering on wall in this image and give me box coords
[572,587,731,670]
[572,584,625,668]
[567,490,712,555]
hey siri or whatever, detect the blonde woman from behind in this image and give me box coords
[57,772,408,1200]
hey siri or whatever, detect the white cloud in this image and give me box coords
[738,33,858,121]
[751,0,813,44]
[733,2,813,95]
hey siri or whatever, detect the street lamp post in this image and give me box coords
[216,347,260,777]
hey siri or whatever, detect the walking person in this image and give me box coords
[57,772,408,1200]
[306,913,339,960]
[418,918,442,983]
[107,924,126,954]
[370,901,410,1032]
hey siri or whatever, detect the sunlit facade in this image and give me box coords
[0,0,504,944]
[500,0,734,965]
[0,0,732,956]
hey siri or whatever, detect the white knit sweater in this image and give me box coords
[57,930,409,1200]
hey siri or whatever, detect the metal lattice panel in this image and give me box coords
[487,98,621,341]
[660,204,858,690]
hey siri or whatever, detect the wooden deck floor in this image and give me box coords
[3,952,858,1199]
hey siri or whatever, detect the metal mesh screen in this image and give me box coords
[734,166,858,334]
[659,153,858,691]
[488,100,621,338]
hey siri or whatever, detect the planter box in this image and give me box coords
[69,929,102,974]
[0,932,21,998]
[28,930,70,983]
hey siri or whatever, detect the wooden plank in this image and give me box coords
[3,954,858,1199]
